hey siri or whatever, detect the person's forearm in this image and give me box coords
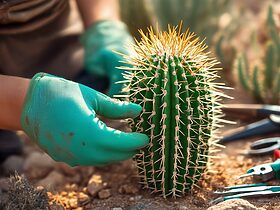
[76,0,120,28]
[0,75,30,130]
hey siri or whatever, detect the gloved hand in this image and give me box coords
[20,73,148,167]
[80,20,134,96]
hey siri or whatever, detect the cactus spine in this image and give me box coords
[118,25,228,198]
[236,5,280,104]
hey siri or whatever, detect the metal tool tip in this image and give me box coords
[236,173,253,179]
[210,197,224,205]
[213,191,224,195]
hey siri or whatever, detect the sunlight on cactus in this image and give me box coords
[116,23,231,198]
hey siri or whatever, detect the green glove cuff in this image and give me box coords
[20,72,47,142]
[80,20,133,76]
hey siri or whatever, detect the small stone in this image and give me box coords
[69,198,78,208]
[111,208,123,210]
[26,167,51,179]
[207,199,264,210]
[36,185,45,191]
[129,195,142,201]
[129,203,150,210]
[98,189,111,199]
[0,178,9,191]
[65,183,78,191]
[24,152,55,179]
[118,184,139,194]
[134,195,142,200]
[24,152,55,170]
[36,171,64,190]
[78,192,90,204]
[179,206,188,210]
[87,174,106,197]
[2,155,24,175]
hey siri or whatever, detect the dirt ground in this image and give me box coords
[0,86,277,210]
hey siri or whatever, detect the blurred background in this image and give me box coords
[120,0,280,105]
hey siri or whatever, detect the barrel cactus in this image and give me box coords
[118,25,228,197]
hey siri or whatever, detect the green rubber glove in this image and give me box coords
[80,20,134,97]
[20,73,148,167]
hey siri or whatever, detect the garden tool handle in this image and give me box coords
[223,104,280,117]
[271,159,280,179]
[274,150,280,160]
[247,137,280,156]
[220,116,279,143]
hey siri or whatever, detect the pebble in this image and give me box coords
[69,198,78,209]
[118,184,139,194]
[207,199,265,210]
[78,192,90,205]
[111,208,123,210]
[27,167,52,179]
[178,206,188,210]
[129,195,142,201]
[87,174,106,197]
[129,203,150,210]
[98,189,111,199]
[2,155,24,175]
[24,152,55,179]
[36,171,64,190]
[65,183,78,191]
[23,152,55,171]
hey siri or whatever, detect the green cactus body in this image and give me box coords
[118,25,227,198]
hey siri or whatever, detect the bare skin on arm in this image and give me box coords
[0,75,30,130]
[76,0,120,28]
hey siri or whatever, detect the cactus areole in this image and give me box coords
[118,25,228,198]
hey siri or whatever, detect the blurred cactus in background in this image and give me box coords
[120,0,155,41]
[215,36,236,75]
[151,0,230,45]
[119,0,239,84]
[120,0,230,45]
[235,5,280,104]
[214,29,237,85]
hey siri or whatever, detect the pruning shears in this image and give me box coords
[244,137,280,156]
[237,158,280,182]
[220,104,280,144]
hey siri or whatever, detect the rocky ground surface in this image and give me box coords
[0,87,279,210]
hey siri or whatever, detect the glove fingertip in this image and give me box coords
[132,133,149,149]
[126,103,143,118]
